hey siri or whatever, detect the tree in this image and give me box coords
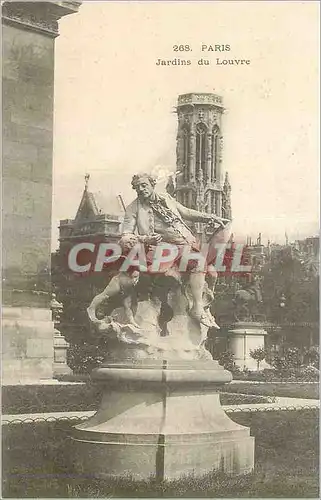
[249,347,266,371]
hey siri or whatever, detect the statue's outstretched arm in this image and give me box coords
[176,202,229,224]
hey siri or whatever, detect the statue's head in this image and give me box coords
[131,173,156,201]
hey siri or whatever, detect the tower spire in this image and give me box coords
[222,171,232,220]
[84,173,90,191]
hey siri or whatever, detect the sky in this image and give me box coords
[52,1,319,250]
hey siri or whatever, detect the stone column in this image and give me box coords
[218,135,224,183]
[175,129,184,176]
[2,1,81,384]
[206,132,212,183]
[188,130,196,181]
[51,294,71,377]
[216,189,222,217]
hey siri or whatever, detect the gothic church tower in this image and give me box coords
[175,93,230,219]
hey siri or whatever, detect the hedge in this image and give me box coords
[221,382,319,399]
[2,384,271,415]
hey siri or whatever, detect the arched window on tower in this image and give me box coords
[182,126,190,182]
[211,126,220,181]
[196,123,207,179]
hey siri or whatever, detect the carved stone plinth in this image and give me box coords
[2,306,54,384]
[228,322,270,371]
[53,330,71,376]
[72,360,254,480]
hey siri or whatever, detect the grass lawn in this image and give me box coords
[2,409,319,498]
[221,382,319,399]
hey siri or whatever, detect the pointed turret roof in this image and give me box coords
[75,174,124,221]
[224,171,231,188]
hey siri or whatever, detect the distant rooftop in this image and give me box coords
[92,191,125,217]
[72,183,125,223]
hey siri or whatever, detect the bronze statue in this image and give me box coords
[232,278,263,322]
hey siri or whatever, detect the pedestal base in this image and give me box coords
[228,322,270,371]
[72,361,254,480]
[53,331,71,377]
[2,306,54,384]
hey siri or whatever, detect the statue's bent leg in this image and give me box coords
[87,271,139,325]
[119,270,140,291]
[188,270,219,329]
[87,274,122,323]
[188,271,205,317]
[122,295,140,328]
[187,260,220,329]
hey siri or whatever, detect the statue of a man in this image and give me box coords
[134,174,229,322]
[87,172,230,330]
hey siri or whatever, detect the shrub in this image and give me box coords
[260,368,276,381]
[67,343,105,374]
[249,347,267,371]
[303,346,320,369]
[233,368,275,382]
[296,365,319,382]
[219,392,271,405]
[217,350,239,373]
[269,346,320,381]
[270,347,302,379]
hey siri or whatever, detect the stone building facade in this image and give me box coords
[2,1,81,383]
[53,179,124,372]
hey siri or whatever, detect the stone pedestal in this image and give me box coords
[2,306,55,384]
[228,322,270,371]
[72,360,254,480]
[53,330,71,377]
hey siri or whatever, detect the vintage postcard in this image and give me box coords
[2,0,319,498]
